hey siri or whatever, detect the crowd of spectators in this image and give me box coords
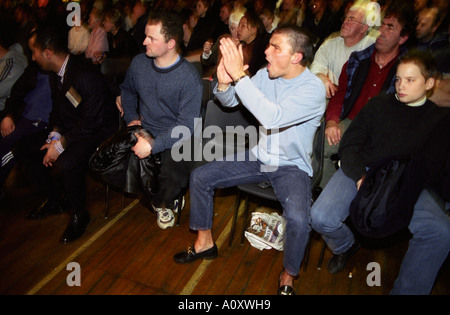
[0,0,448,294]
[1,0,448,79]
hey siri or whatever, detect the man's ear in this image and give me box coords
[291,52,303,64]
[167,38,176,50]
[43,48,53,61]
[361,23,369,35]
[398,34,409,46]
[425,77,436,91]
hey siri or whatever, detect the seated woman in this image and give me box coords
[103,8,139,59]
[236,10,270,76]
[183,0,220,56]
[310,51,450,295]
[201,10,245,76]
[85,8,109,64]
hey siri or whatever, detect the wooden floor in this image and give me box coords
[0,168,448,296]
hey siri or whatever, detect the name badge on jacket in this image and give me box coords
[65,86,82,108]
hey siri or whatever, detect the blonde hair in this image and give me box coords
[229,9,246,26]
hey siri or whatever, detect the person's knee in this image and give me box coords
[412,216,450,245]
[310,204,341,233]
[189,165,208,191]
[283,204,309,228]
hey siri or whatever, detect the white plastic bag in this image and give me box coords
[244,212,286,251]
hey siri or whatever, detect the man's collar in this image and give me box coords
[57,54,70,83]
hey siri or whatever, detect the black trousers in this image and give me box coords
[0,118,48,185]
[14,129,99,214]
[151,140,197,209]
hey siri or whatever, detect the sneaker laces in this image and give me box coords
[156,207,174,223]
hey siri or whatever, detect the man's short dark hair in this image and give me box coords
[147,10,184,48]
[272,26,314,67]
[31,22,69,55]
[384,2,415,38]
[243,9,266,36]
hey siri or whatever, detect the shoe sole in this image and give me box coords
[174,255,218,264]
[157,221,175,229]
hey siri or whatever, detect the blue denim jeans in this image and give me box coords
[311,168,450,294]
[189,152,311,277]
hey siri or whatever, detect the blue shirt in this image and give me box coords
[22,71,52,123]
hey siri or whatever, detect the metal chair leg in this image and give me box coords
[240,194,249,245]
[303,236,312,271]
[176,193,183,226]
[317,238,327,270]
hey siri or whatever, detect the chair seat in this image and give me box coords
[237,183,278,201]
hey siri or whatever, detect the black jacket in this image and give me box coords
[49,55,118,148]
[90,126,161,198]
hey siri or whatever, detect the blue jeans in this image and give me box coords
[189,152,312,277]
[311,168,450,294]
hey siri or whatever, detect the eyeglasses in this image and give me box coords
[342,16,366,25]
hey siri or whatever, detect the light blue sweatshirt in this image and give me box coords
[214,67,326,176]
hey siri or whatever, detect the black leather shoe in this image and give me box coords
[327,241,361,274]
[278,270,295,295]
[278,286,295,295]
[60,212,91,243]
[26,199,67,220]
[173,244,218,264]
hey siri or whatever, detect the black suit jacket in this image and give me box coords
[49,55,118,148]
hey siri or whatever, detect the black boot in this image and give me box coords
[327,241,361,274]
[60,211,91,243]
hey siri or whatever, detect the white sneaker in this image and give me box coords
[154,207,175,229]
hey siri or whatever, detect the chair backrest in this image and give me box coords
[203,99,256,130]
[310,119,325,189]
[100,57,132,85]
[201,99,257,160]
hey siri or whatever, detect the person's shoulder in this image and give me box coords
[321,33,343,47]
[131,53,149,63]
[128,53,152,70]
[68,56,105,84]
[179,59,202,78]
[362,93,396,114]
[302,68,325,86]
[69,55,98,74]
[8,43,27,65]
[292,68,326,99]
